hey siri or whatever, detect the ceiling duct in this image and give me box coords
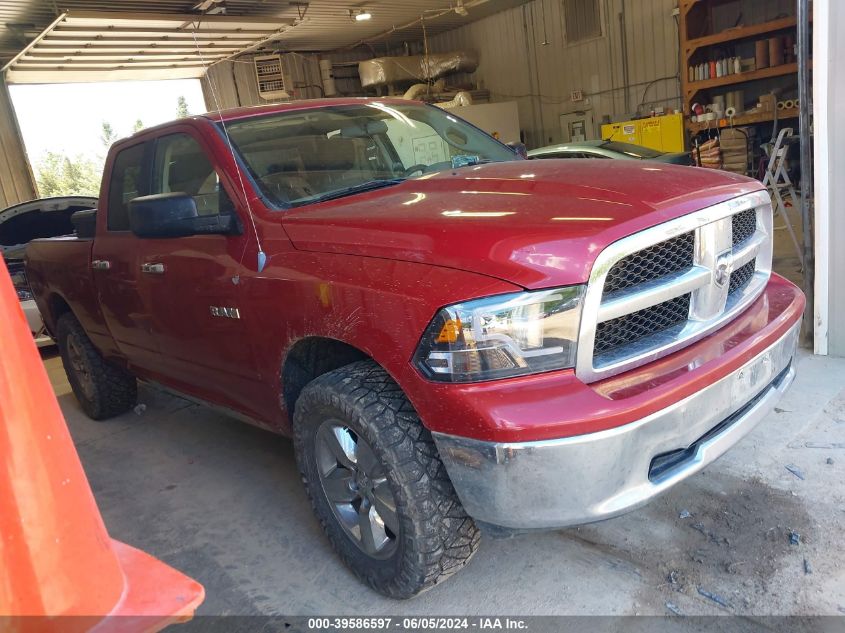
[358,51,478,89]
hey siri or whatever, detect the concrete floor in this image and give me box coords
[46,347,845,618]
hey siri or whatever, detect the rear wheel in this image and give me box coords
[56,313,137,420]
[293,360,480,598]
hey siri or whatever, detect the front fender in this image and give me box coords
[245,251,521,429]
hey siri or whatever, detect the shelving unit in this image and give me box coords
[686,107,799,134]
[683,16,796,56]
[679,0,801,133]
[685,62,797,97]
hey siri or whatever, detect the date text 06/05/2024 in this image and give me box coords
[306,617,529,630]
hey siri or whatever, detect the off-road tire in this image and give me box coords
[56,313,137,420]
[293,360,480,598]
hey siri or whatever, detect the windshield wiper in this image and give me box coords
[308,179,405,204]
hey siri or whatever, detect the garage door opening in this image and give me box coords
[10,78,205,198]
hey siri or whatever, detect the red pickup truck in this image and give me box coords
[25,98,804,598]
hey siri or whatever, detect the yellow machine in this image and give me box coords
[600,113,685,153]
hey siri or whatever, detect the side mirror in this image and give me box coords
[128,193,239,239]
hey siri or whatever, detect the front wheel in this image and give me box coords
[293,360,480,598]
[56,313,137,420]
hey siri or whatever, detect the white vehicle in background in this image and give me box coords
[1,196,97,347]
[528,139,694,165]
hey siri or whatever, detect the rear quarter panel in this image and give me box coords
[25,237,116,356]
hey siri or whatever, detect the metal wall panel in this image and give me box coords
[424,3,538,143]
[0,77,37,208]
[0,0,534,69]
[201,0,792,145]
[202,53,327,111]
[201,60,243,111]
[424,0,793,147]
[426,0,682,148]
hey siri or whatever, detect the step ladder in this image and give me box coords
[761,127,804,269]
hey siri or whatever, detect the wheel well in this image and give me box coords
[47,294,72,332]
[282,337,369,417]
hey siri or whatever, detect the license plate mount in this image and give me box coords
[731,350,777,408]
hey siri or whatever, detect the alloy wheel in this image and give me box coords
[315,421,399,558]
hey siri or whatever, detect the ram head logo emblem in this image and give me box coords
[714,252,733,288]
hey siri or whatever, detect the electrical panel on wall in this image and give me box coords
[254,54,289,100]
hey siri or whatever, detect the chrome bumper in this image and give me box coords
[432,320,800,530]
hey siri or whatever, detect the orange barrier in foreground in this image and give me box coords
[0,258,204,632]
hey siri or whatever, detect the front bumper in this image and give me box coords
[432,318,800,530]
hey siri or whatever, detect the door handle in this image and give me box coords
[91,259,111,270]
[141,262,166,275]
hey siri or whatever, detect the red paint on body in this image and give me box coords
[24,98,803,445]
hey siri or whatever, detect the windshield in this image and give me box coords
[222,102,518,208]
[599,141,664,159]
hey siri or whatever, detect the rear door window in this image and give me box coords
[151,133,234,216]
[107,143,146,231]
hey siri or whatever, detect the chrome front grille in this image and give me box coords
[577,190,774,383]
[732,208,757,247]
[594,293,691,356]
[728,259,756,294]
[603,232,695,294]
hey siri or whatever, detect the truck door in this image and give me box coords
[91,141,162,372]
[139,130,260,413]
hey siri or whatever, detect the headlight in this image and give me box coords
[413,285,585,382]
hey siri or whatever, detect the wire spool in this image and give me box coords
[794,99,800,108]
[725,106,737,118]
[755,40,770,69]
[784,33,796,63]
[777,101,787,110]
[726,90,745,113]
[769,36,784,66]
[784,99,796,109]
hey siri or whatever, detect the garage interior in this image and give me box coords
[2,0,845,623]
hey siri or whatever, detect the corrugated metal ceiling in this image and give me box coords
[1,0,531,82]
[3,11,297,82]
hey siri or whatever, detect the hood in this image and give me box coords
[0,196,97,260]
[280,161,763,289]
